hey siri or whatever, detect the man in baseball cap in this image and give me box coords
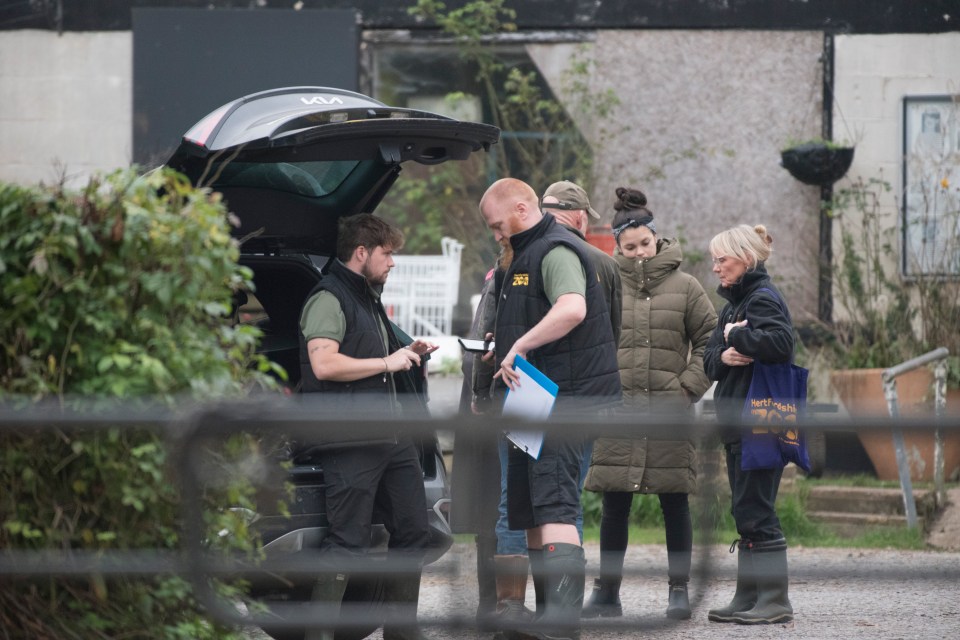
[541,180,601,220]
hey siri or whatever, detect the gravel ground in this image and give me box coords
[245,542,960,640]
[410,541,960,640]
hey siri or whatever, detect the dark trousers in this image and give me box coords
[724,441,784,542]
[506,434,585,530]
[598,491,692,581]
[319,437,431,557]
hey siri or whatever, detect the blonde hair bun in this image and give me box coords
[754,224,772,246]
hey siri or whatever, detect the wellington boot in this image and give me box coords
[580,578,622,619]
[665,581,691,620]
[382,571,436,640]
[527,548,545,617]
[530,543,585,640]
[304,571,349,640]
[485,555,535,640]
[708,539,758,623]
[731,538,793,625]
[475,537,499,628]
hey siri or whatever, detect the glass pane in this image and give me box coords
[903,98,960,276]
[212,160,360,198]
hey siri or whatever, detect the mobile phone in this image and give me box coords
[458,338,494,353]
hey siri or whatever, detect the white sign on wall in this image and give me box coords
[902,95,960,276]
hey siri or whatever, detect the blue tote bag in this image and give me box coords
[740,360,811,472]
[739,288,811,472]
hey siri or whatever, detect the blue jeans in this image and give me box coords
[495,433,591,554]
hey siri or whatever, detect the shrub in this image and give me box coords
[0,168,279,638]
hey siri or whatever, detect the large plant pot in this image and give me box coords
[830,368,960,482]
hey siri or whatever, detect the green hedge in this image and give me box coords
[0,168,279,638]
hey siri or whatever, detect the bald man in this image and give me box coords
[478,178,621,640]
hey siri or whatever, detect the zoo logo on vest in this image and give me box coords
[512,273,529,286]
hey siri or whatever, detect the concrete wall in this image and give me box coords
[0,31,131,187]
[530,31,825,320]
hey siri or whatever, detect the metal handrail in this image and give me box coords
[881,347,950,526]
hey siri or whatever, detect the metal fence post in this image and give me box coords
[933,360,947,509]
[882,376,919,529]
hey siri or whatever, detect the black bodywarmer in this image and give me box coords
[298,258,398,397]
[495,215,621,409]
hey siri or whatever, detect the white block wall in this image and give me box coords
[832,33,960,321]
[835,33,960,202]
[0,30,131,187]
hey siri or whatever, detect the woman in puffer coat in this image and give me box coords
[582,187,717,620]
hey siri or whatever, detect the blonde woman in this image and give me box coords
[703,224,796,625]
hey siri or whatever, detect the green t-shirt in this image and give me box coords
[542,245,586,305]
[299,289,390,351]
[299,290,347,343]
[299,288,397,405]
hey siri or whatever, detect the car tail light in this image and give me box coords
[183,103,232,148]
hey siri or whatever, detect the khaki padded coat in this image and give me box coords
[584,238,717,494]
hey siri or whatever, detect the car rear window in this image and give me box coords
[211,160,360,197]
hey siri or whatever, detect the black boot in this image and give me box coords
[665,549,691,620]
[665,582,691,620]
[475,535,499,628]
[382,570,433,640]
[531,543,585,640]
[707,539,758,623]
[731,538,793,625]
[580,578,622,618]
[304,571,349,640]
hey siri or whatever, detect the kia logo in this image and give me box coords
[300,96,345,105]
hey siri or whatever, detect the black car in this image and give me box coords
[166,86,500,640]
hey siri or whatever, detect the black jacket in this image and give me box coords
[703,265,795,442]
[495,214,621,409]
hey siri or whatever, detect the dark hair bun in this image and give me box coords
[614,187,648,212]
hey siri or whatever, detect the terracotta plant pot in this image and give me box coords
[830,368,960,482]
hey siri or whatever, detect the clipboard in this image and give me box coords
[502,355,558,459]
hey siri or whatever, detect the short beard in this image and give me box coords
[497,243,513,270]
[362,263,388,287]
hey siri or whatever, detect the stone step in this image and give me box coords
[806,485,937,518]
[807,510,918,537]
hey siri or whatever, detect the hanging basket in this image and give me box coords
[780,142,855,187]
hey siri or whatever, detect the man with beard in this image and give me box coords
[478,179,621,640]
[298,213,438,640]
[468,179,623,637]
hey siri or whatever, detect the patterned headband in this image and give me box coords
[612,218,657,241]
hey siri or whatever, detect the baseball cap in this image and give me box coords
[542,180,600,219]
